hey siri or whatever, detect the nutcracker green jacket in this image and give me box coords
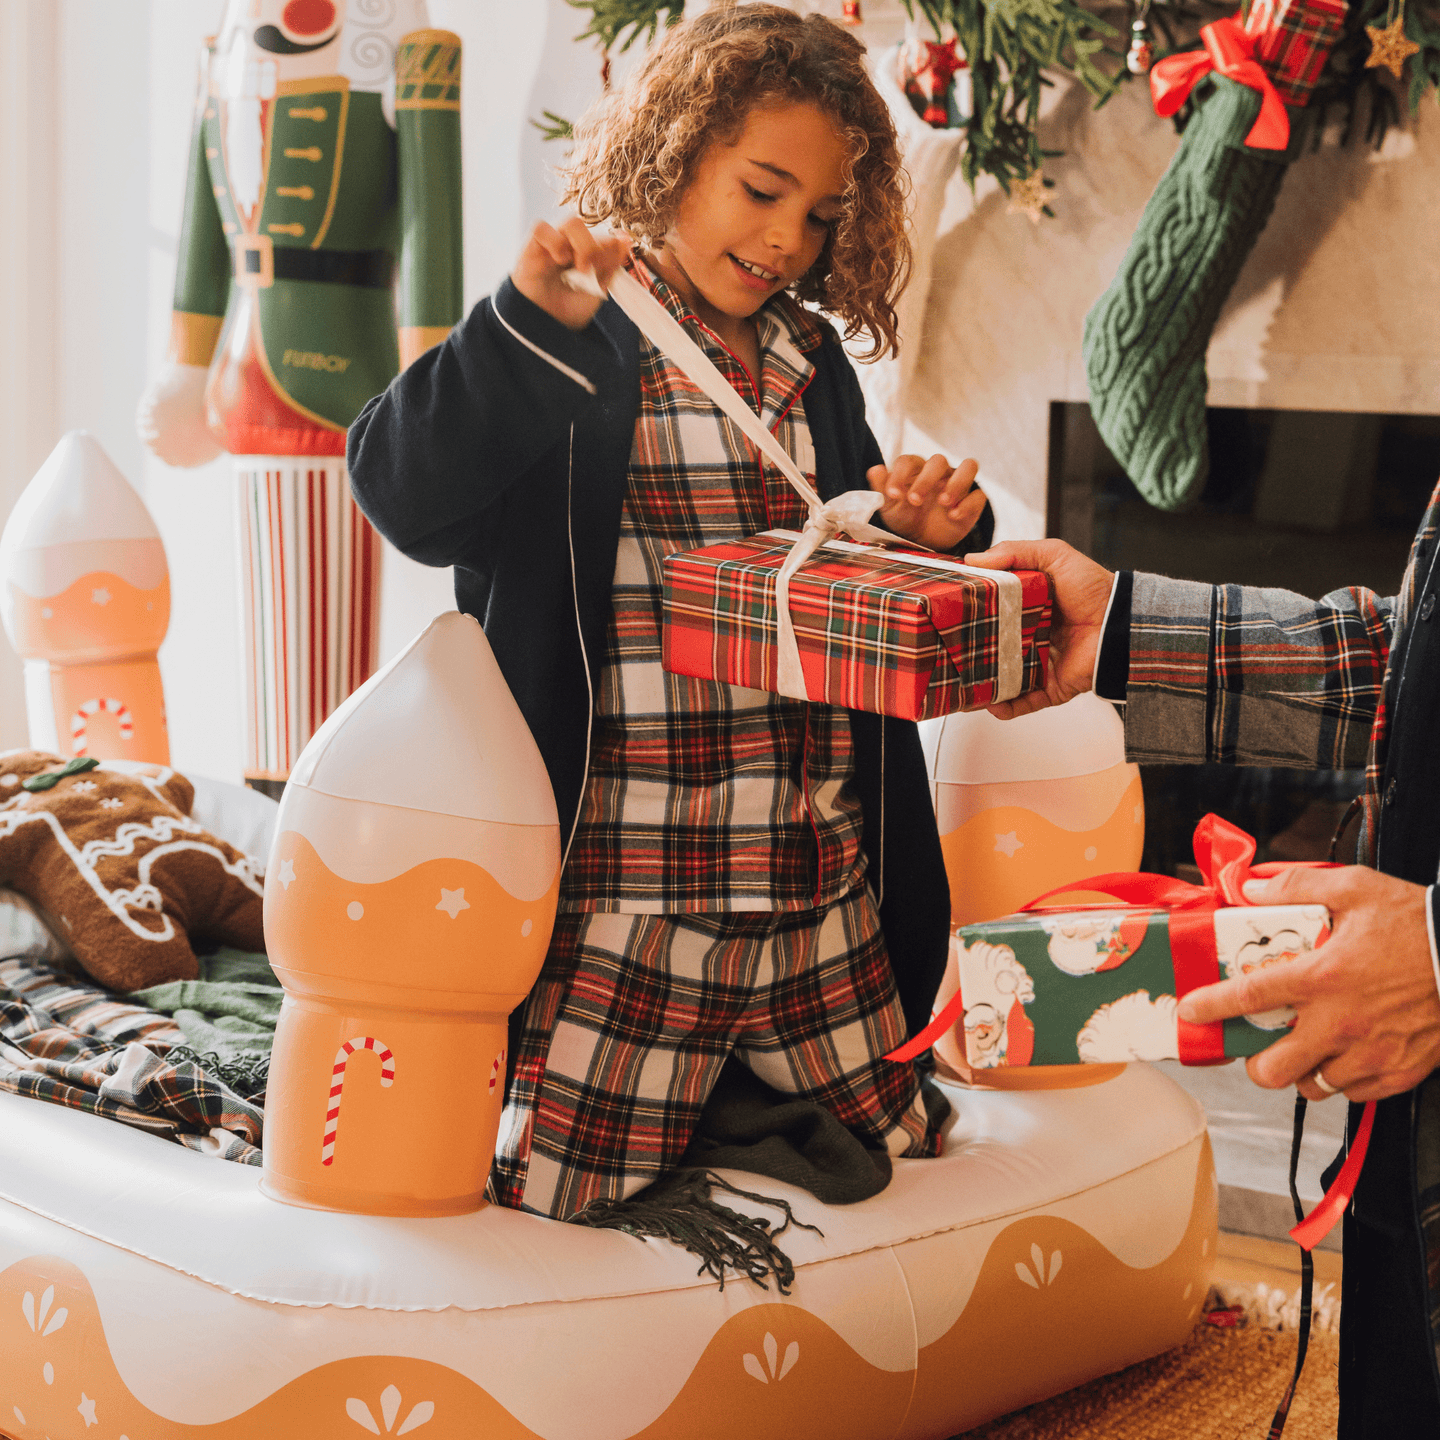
[348,278,991,1040]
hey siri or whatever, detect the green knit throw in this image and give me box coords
[1083,77,1299,512]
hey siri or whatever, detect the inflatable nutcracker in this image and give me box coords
[0,432,170,764]
[137,0,463,791]
[261,612,560,1216]
[920,693,1144,1078]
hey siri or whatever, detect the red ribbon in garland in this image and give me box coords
[1149,11,1290,151]
[887,812,1372,1251]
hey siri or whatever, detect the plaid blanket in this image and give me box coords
[0,954,264,1165]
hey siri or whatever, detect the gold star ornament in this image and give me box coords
[1008,169,1048,225]
[1365,14,1420,79]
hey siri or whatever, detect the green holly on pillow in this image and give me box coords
[0,751,266,991]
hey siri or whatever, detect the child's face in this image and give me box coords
[656,100,848,329]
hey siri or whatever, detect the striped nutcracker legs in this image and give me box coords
[234,458,382,786]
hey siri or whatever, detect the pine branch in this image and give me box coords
[533,110,575,143]
[568,0,686,54]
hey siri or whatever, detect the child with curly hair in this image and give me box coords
[349,3,991,1220]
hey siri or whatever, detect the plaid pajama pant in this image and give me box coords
[490,885,940,1219]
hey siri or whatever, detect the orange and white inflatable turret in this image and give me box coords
[261,611,560,1217]
[0,431,171,763]
[921,693,1144,1081]
[922,691,1144,927]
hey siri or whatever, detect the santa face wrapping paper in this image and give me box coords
[661,531,1052,720]
[953,903,1330,1070]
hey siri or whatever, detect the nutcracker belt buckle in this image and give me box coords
[234,233,274,290]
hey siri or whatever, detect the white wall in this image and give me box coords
[904,77,1440,523]
[0,0,598,778]
[0,1,60,753]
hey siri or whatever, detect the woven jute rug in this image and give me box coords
[955,1319,1339,1440]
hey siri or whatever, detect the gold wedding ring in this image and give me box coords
[1311,1068,1341,1097]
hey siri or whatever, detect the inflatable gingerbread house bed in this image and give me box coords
[0,604,1217,1440]
[0,0,1222,1429]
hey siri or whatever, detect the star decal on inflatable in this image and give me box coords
[1364,14,1420,77]
[90,586,112,606]
[994,831,1024,858]
[77,1393,98,1428]
[277,857,296,890]
[436,887,471,919]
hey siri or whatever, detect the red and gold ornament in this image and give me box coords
[906,37,968,127]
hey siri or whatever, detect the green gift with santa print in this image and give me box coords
[949,902,1331,1070]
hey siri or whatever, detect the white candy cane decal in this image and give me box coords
[321,1036,395,1166]
[71,698,133,755]
[489,1048,506,1096]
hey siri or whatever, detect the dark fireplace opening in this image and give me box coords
[1047,402,1440,877]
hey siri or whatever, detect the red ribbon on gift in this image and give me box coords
[888,813,1315,1064]
[1150,11,1290,151]
[887,812,1373,1251]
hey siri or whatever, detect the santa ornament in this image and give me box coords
[0,433,171,765]
[137,0,463,788]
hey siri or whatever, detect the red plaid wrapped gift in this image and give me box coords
[661,528,1052,721]
[1247,0,1348,107]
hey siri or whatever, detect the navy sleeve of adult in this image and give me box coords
[1094,570,1134,702]
[347,279,625,568]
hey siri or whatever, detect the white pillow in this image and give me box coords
[185,775,279,865]
[97,761,279,864]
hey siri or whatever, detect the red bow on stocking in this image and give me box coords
[1150,11,1291,150]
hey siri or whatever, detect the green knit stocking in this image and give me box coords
[1083,77,1298,512]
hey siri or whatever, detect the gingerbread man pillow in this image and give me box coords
[0,751,266,991]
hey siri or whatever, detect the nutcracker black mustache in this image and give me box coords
[253,25,337,56]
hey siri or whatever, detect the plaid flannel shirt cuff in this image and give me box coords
[1121,573,1218,765]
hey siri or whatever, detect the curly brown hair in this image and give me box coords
[561,3,910,361]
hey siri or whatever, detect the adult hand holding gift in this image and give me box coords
[961,536,1440,1107]
[1184,866,1440,1105]
[964,525,1440,1425]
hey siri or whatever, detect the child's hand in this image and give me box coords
[512,218,633,332]
[867,454,986,552]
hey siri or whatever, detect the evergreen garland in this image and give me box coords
[569,0,687,52]
[905,0,1126,190]
[1301,0,1440,148]
[553,0,1440,196]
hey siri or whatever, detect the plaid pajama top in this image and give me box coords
[559,260,866,914]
